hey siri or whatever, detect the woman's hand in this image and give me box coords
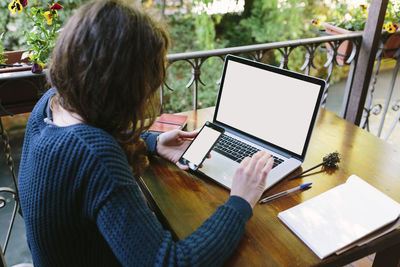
[156,129,199,170]
[230,151,274,208]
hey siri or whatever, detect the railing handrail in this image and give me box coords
[167,32,363,61]
[0,32,364,78]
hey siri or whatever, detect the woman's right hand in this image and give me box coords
[230,151,274,208]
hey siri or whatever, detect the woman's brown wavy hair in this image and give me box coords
[47,0,169,176]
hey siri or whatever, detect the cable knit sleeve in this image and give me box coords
[19,90,252,266]
[96,182,251,266]
[141,132,160,155]
[81,128,251,266]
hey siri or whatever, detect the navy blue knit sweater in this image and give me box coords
[18,89,252,267]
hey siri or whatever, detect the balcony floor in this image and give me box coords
[325,67,400,149]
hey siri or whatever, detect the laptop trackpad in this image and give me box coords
[200,150,301,191]
[200,151,238,189]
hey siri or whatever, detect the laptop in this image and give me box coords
[200,55,325,191]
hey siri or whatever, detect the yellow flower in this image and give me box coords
[44,11,52,25]
[8,0,23,15]
[38,62,44,69]
[311,19,319,27]
[28,54,34,60]
[385,22,396,34]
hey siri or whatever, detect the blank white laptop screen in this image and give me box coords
[215,60,322,155]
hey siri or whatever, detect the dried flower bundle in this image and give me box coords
[289,152,341,180]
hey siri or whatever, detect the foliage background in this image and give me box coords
[1,0,349,112]
[162,0,340,112]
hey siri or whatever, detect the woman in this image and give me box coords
[18,0,274,266]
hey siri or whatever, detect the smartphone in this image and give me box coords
[179,121,224,171]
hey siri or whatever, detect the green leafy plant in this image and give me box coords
[0,35,6,64]
[330,2,368,31]
[312,1,400,33]
[7,0,63,73]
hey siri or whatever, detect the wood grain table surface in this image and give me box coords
[139,107,400,267]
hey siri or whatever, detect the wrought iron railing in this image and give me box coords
[163,32,363,113]
[163,31,400,143]
[360,33,400,141]
[0,115,19,257]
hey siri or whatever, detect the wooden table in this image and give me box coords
[138,107,400,267]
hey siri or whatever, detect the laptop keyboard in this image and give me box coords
[213,134,284,168]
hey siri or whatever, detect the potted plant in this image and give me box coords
[0,50,31,74]
[312,2,400,64]
[0,0,63,116]
[0,38,7,66]
[5,0,63,74]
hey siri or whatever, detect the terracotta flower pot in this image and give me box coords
[0,50,31,74]
[383,32,400,58]
[323,23,358,65]
[324,22,400,62]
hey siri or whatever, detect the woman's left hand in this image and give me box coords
[156,129,199,170]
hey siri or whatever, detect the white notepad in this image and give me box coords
[278,175,400,259]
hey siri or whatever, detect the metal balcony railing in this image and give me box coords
[360,34,400,142]
[162,31,400,143]
[163,32,363,115]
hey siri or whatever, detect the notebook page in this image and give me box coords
[278,175,400,259]
[335,216,400,255]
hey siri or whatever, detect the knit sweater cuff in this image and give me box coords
[224,196,252,222]
[141,132,160,155]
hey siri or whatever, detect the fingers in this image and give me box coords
[230,151,273,209]
[246,151,266,173]
[234,157,250,176]
[239,156,251,168]
[177,130,199,139]
[260,157,274,184]
[243,151,273,183]
[176,161,189,170]
[254,152,271,173]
